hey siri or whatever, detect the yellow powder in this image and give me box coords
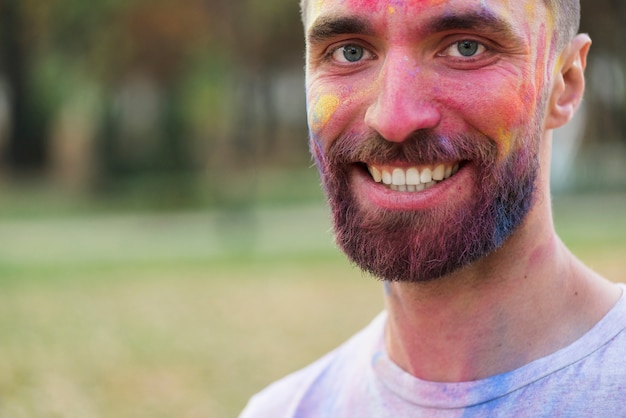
[311,94,340,130]
[497,127,514,157]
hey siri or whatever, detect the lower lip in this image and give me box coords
[351,164,474,211]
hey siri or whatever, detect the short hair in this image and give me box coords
[300,0,580,50]
[545,0,581,50]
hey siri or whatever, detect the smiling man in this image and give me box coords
[240,0,626,416]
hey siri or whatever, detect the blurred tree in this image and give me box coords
[580,0,626,145]
[91,0,214,201]
[203,0,307,209]
[0,0,51,176]
[229,0,305,158]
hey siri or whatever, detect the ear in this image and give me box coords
[545,34,591,130]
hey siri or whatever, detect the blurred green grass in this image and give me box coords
[0,190,624,417]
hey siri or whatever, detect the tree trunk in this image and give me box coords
[0,0,49,175]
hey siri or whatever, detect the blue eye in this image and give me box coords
[331,44,374,64]
[439,39,487,59]
[342,45,364,62]
[457,40,480,57]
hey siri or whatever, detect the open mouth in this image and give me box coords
[365,162,461,192]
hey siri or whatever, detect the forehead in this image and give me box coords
[304,0,548,35]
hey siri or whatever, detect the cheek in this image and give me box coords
[438,72,538,159]
[308,93,341,135]
[483,80,537,157]
[307,77,377,146]
[307,87,350,160]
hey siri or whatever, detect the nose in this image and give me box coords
[364,54,441,142]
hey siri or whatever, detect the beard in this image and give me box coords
[311,121,542,283]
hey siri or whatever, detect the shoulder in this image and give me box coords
[239,312,387,418]
[536,283,626,389]
[238,351,336,418]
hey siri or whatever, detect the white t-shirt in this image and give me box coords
[240,284,626,417]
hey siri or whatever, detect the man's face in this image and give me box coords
[304,0,560,282]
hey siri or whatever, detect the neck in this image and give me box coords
[384,191,620,382]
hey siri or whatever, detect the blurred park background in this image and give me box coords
[0,0,625,417]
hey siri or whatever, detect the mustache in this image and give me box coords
[324,130,498,167]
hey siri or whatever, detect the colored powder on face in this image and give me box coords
[531,0,558,80]
[552,53,564,78]
[345,0,380,14]
[535,28,548,84]
[312,0,326,15]
[344,0,447,15]
[534,23,558,102]
[541,19,560,83]
[310,94,341,132]
[496,127,514,157]
[524,0,536,18]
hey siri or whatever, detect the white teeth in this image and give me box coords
[382,170,392,185]
[369,166,382,183]
[432,164,445,181]
[420,168,432,184]
[406,168,420,185]
[367,163,461,193]
[392,168,405,186]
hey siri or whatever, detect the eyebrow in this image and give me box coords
[307,10,523,46]
[307,16,374,44]
[427,10,520,41]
